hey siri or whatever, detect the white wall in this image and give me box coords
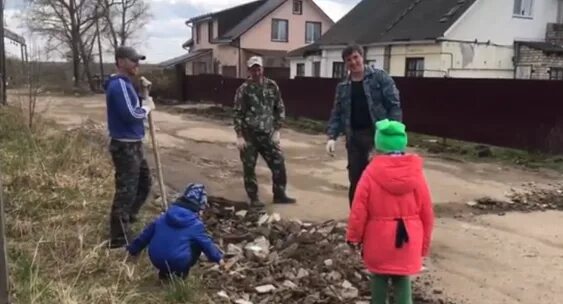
[365,46,385,70]
[441,41,515,78]
[320,48,344,78]
[289,55,322,78]
[446,0,559,44]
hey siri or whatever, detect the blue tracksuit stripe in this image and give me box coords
[104,75,146,140]
[118,78,146,120]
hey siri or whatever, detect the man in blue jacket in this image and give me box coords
[127,183,224,280]
[325,45,402,207]
[105,46,155,248]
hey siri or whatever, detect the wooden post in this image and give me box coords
[0,165,11,303]
[0,0,6,105]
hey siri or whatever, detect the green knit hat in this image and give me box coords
[374,119,408,153]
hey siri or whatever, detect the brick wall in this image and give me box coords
[518,45,563,79]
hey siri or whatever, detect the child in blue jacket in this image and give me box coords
[126,183,224,279]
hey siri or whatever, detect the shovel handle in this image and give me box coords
[148,113,168,210]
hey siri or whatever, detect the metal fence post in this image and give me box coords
[0,164,10,304]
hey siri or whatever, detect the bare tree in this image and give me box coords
[24,0,102,90]
[101,0,151,50]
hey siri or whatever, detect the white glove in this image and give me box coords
[272,131,280,144]
[141,96,155,114]
[140,76,152,97]
[236,136,246,150]
[326,139,336,155]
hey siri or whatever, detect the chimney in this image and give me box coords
[546,23,563,46]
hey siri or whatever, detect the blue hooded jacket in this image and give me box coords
[103,75,147,140]
[127,203,223,273]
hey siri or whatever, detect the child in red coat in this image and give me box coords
[346,119,434,304]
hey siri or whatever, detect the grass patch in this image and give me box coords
[0,106,203,303]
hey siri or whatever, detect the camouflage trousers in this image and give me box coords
[240,131,287,199]
[109,139,152,243]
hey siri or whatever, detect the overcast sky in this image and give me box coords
[4,0,360,63]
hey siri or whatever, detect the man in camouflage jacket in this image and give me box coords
[233,56,296,207]
[326,45,402,207]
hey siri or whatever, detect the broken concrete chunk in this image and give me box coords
[244,236,270,260]
[341,287,359,299]
[282,280,298,289]
[342,280,353,289]
[255,284,276,293]
[316,225,334,236]
[235,210,248,218]
[466,201,478,207]
[257,214,270,226]
[296,268,309,279]
[324,259,333,267]
[268,213,281,223]
[327,271,342,281]
[226,244,243,256]
[235,300,253,304]
[217,290,230,300]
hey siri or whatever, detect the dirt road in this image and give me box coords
[29,92,563,304]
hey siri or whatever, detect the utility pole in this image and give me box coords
[0,165,10,304]
[0,0,7,105]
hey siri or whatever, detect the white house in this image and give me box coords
[288,0,563,80]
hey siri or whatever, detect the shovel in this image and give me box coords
[140,76,168,211]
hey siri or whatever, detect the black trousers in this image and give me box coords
[346,128,374,207]
[109,140,152,243]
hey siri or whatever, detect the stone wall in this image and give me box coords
[517,45,563,79]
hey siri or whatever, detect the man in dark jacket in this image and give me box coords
[326,45,402,207]
[127,183,224,280]
[104,46,155,248]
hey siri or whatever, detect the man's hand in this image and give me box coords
[142,96,156,114]
[219,259,226,270]
[236,136,246,150]
[125,252,139,264]
[272,131,280,144]
[326,139,336,156]
[140,76,152,98]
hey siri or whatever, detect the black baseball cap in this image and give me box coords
[115,46,146,61]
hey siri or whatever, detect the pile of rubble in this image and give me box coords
[199,197,458,304]
[468,185,563,213]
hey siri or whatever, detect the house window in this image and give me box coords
[405,58,424,77]
[305,22,322,43]
[332,62,346,79]
[208,21,214,42]
[550,68,563,80]
[313,61,321,77]
[271,19,289,42]
[196,24,201,44]
[293,0,303,15]
[513,0,534,18]
[296,63,305,77]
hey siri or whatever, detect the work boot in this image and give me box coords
[273,193,296,204]
[249,197,265,208]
